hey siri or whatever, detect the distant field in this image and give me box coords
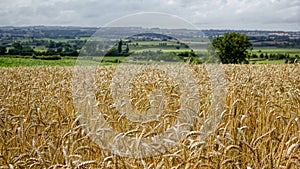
[251,47,300,57]
[0,56,76,67]
[20,37,83,43]
[1,41,299,66]
[0,56,122,67]
[0,55,295,67]
[33,46,48,52]
[248,58,286,64]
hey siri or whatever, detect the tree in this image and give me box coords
[259,53,264,58]
[12,42,22,50]
[20,46,34,56]
[0,46,6,54]
[125,44,129,54]
[105,47,120,56]
[117,39,123,54]
[212,32,252,64]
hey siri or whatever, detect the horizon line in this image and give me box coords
[0,25,299,32]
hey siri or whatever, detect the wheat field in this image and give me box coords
[0,64,299,168]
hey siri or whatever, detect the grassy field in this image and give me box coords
[251,47,300,57]
[19,37,83,43]
[0,64,299,168]
[0,57,77,67]
[248,58,287,64]
[0,56,126,67]
[1,52,296,67]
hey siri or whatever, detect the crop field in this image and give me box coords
[0,64,299,168]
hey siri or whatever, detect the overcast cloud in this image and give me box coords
[0,0,299,30]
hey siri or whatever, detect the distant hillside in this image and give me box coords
[0,26,299,48]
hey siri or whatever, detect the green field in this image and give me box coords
[1,37,299,67]
[0,55,294,67]
[0,56,125,67]
[250,47,300,57]
[0,56,80,67]
[248,58,286,64]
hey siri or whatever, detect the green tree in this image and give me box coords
[20,46,34,56]
[259,53,264,58]
[56,47,63,54]
[117,39,123,54]
[0,46,6,54]
[125,44,129,54]
[12,42,22,50]
[105,47,119,56]
[212,32,252,64]
[266,53,270,59]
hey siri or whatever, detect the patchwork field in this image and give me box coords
[0,64,299,168]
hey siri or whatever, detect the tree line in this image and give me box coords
[0,39,85,56]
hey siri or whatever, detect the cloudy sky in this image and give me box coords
[0,0,299,31]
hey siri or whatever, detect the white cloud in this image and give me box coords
[0,0,299,30]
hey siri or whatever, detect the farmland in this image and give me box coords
[1,44,299,67]
[1,64,299,168]
[1,26,300,66]
[1,26,300,168]
[0,56,119,67]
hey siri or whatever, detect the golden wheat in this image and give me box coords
[0,64,299,168]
